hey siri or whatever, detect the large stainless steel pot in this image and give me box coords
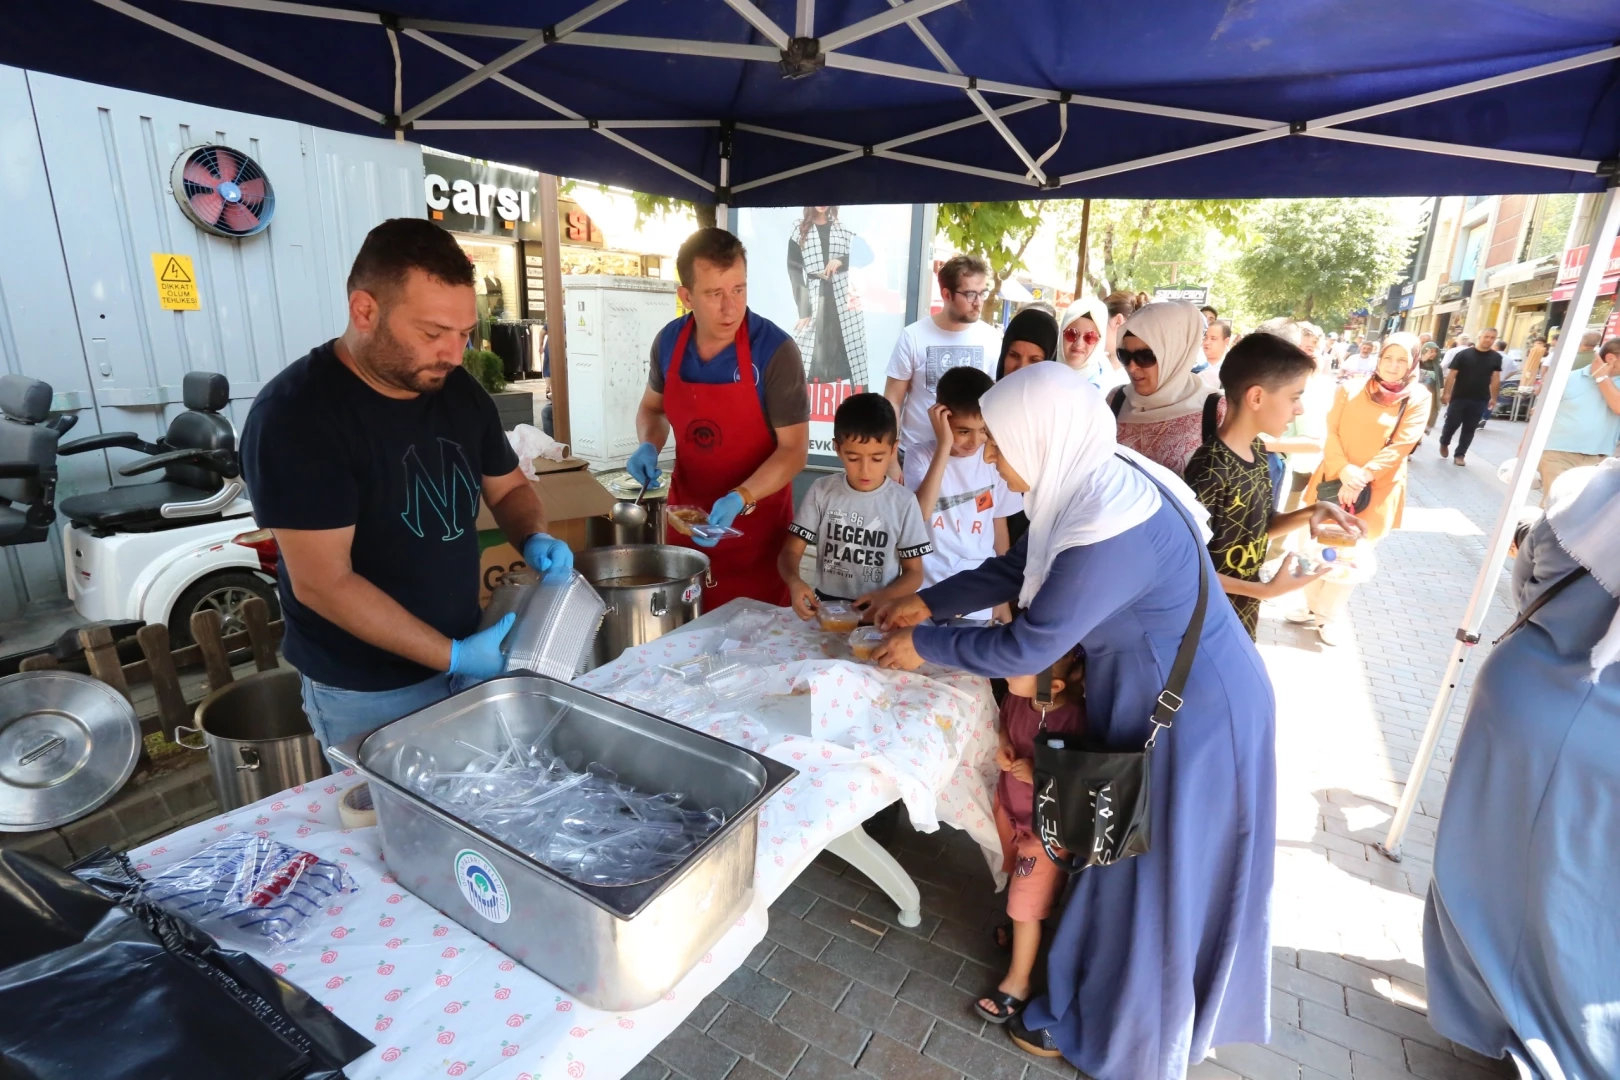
[327,674,795,1011]
[575,545,709,668]
[176,669,329,811]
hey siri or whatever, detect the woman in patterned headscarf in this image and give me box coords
[1107,301,1226,476]
[787,206,871,387]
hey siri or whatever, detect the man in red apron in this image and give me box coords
[628,228,810,608]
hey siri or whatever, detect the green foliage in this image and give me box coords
[937,201,1046,300]
[464,349,507,395]
[604,186,716,230]
[1050,199,1255,297]
[1527,193,1576,262]
[1233,199,1418,329]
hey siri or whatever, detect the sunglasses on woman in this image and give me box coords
[1116,347,1158,369]
[1063,326,1101,346]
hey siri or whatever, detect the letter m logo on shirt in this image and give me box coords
[400,439,479,540]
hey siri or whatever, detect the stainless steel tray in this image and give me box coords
[328,674,795,1011]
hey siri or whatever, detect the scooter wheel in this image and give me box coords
[168,571,280,647]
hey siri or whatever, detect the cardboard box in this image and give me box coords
[476,456,617,604]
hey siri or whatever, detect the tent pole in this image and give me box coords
[1379,180,1620,859]
[819,0,962,51]
[719,0,789,47]
[795,0,814,37]
[538,174,570,449]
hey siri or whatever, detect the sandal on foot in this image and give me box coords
[1007,1014,1064,1058]
[975,990,1026,1025]
[992,922,1013,951]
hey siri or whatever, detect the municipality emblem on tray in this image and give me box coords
[455,849,512,924]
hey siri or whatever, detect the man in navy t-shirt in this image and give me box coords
[240,218,572,749]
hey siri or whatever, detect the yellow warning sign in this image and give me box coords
[151,253,200,310]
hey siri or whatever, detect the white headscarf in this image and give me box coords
[1059,295,1112,375]
[1115,301,1211,424]
[979,363,1211,607]
[1545,455,1620,678]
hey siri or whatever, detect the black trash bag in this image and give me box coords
[0,850,371,1080]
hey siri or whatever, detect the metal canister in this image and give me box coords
[574,545,710,668]
[176,669,328,811]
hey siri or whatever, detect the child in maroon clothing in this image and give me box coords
[977,652,1085,1025]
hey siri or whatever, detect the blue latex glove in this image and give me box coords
[449,613,514,680]
[694,490,746,548]
[626,442,662,489]
[523,532,573,580]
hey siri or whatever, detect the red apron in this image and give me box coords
[662,315,792,609]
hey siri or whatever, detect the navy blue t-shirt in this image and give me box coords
[240,342,519,691]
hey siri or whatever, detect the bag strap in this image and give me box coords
[1201,392,1221,444]
[1491,567,1590,645]
[1381,397,1410,448]
[1119,457,1209,747]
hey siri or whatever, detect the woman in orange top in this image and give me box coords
[1290,333,1432,645]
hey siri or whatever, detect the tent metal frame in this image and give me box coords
[110,0,1614,205]
[87,0,1620,852]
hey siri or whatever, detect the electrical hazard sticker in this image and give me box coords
[151,253,200,310]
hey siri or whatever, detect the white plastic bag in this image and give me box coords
[506,422,568,479]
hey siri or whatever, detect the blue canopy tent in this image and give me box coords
[6,0,1620,851]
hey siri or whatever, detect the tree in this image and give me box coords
[1233,199,1418,328]
[604,189,715,230]
[937,201,1046,303]
[1050,199,1253,296]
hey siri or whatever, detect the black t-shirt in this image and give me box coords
[240,343,519,691]
[1446,347,1503,401]
[1183,436,1272,639]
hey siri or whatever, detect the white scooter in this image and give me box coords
[56,371,278,646]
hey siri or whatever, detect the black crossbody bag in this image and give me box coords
[1032,460,1211,872]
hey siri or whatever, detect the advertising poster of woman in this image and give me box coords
[737,204,918,466]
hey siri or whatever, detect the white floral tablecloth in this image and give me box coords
[133,601,999,1080]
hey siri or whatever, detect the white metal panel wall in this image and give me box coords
[0,65,422,618]
[0,66,104,617]
[562,275,678,468]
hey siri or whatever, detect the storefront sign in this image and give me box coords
[1436,279,1473,303]
[1557,238,1620,284]
[1153,285,1209,304]
[422,149,601,245]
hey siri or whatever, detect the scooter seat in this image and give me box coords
[60,481,228,531]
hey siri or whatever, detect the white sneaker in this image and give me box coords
[1317,621,1345,647]
[1285,609,1318,626]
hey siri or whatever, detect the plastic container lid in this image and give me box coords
[598,468,670,501]
[0,671,141,832]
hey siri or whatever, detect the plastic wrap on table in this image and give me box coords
[0,848,372,1080]
[140,833,356,951]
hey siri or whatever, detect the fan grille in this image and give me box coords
[171,145,276,238]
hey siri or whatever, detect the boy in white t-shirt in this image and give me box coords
[906,366,1021,622]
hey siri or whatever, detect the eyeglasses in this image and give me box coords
[1063,326,1101,346]
[1117,347,1158,369]
[950,289,991,303]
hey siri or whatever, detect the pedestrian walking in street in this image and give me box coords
[1425,457,1620,1079]
[1536,337,1620,503]
[867,363,1276,1080]
[1437,328,1502,465]
[1108,301,1226,476]
[1416,340,1445,432]
[1292,333,1431,645]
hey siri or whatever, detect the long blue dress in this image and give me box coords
[913,499,1277,1080]
[1424,517,1620,1079]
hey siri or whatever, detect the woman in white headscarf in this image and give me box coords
[1109,301,1226,475]
[1057,295,1125,391]
[871,363,1277,1080]
[1424,458,1620,1078]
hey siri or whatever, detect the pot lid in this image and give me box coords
[597,469,669,501]
[0,671,141,832]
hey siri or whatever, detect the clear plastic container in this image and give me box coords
[667,505,744,542]
[816,601,860,633]
[848,626,886,661]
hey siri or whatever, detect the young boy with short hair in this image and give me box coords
[975,651,1084,1027]
[1183,333,1365,638]
[779,393,932,619]
[907,366,1021,622]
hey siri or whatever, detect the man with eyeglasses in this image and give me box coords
[883,255,1003,482]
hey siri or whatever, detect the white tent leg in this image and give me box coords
[1380,181,1620,859]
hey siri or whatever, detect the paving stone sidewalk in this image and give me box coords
[641,423,1532,1080]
